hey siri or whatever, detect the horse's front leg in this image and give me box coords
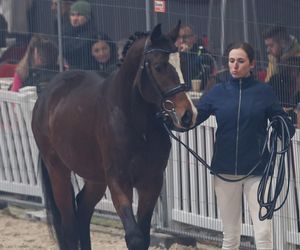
[108,178,146,250]
[76,180,107,250]
[136,173,164,249]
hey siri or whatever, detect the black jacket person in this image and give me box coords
[62,1,96,70]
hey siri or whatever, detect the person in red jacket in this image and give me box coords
[11,35,59,93]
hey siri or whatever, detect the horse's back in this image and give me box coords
[40,70,105,102]
[32,70,107,179]
[33,70,104,136]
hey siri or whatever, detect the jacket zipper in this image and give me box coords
[235,79,242,175]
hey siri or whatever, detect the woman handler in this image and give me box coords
[195,42,295,250]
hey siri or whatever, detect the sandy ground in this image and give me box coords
[0,206,220,250]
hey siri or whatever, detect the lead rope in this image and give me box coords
[162,115,292,220]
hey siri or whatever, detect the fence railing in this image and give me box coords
[0,88,300,249]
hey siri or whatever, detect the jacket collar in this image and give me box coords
[65,21,93,35]
[228,75,255,89]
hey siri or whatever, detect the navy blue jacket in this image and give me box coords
[196,75,295,175]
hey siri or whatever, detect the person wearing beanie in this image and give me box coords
[70,1,91,21]
[62,0,96,69]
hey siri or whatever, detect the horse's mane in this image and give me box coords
[119,31,149,64]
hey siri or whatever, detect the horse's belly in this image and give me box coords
[51,133,105,181]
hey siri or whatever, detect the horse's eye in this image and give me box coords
[154,63,165,73]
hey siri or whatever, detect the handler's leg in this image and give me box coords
[244,177,273,250]
[214,175,243,250]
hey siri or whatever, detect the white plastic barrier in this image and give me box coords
[1,88,300,249]
[0,88,40,197]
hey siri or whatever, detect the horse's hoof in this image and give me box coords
[125,232,147,250]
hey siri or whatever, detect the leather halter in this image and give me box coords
[140,39,190,118]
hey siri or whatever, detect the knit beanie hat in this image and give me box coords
[70,1,91,19]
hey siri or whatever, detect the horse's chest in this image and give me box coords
[129,133,170,170]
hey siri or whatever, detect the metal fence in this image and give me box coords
[1,0,300,72]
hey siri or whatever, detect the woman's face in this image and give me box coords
[92,41,111,63]
[228,48,254,78]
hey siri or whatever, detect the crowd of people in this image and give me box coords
[0,0,120,92]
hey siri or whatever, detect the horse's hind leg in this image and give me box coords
[76,180,107,250]
[44,157,79,250]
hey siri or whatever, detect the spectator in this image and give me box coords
[175,24,216,92]
[263,25,300,82]
[11,35,59,93]
[51,0,76,34]
[269,56,300,126]
[268,58,298,107]
[62,0,96,69]
[91,33,118,77]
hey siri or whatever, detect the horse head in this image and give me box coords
[134,21,198,131]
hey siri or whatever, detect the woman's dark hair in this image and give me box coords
[28,35,58,68]
[35,38,59,69]
[92,32,117,65]
[226,42,255,63]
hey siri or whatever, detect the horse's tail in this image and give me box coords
[39,154,65,249]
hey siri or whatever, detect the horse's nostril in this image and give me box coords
[181,110,193,128]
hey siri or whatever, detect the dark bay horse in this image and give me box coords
[31,22,198,250]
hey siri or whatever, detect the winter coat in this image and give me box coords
[265,36,300,82]
[91,60,118,78]
[23,66,59,93]
[180,41,216,90]
[196,75,295,175]
[62,20,96,70]
[268,71,296,107]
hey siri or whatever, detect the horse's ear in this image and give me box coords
[168,20,181,43]
[150,23,162,45]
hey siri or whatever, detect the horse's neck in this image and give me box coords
[119,38,145,87]
[112,39,145,106]
[112,38,161,133]
[130,88,160,136]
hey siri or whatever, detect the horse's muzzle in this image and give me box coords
[181,110,193,128]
